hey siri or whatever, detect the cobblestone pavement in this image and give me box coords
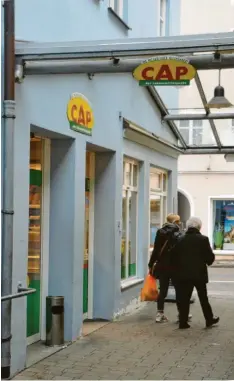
[14,295,234,380]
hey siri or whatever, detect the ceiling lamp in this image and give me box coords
[207,70,233,109]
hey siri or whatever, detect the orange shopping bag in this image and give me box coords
[140,274,159,302]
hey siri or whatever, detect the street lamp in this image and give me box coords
[207,70,233,109]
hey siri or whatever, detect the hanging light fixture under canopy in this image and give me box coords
[207,69,233,109]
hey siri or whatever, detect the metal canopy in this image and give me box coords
[15,32,234,59]
[15,32,234,154]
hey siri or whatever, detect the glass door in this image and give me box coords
[27,137,43,341]
[149,168,168,260]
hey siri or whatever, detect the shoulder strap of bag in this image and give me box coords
[159,239,168,257]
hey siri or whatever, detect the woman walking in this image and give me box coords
[148,213,188,323]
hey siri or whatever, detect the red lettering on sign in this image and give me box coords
[142,67,154,80]
[71,105,77,122]
[86,111,91,125]
[175,66,188,80]
[78,105,85,125]
[156,65,173,81]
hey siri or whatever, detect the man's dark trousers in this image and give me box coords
[175,280,213,325]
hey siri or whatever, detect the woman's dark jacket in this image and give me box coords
[148,223,181,277]
[171,227,215,284]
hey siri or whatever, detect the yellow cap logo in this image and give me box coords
[133,56,196,86]
[67,93,94,135]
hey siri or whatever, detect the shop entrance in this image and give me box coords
[178,190,191,230]
[27,135,50,344]
[83,151,95,319]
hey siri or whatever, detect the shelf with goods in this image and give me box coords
[28,198,41,275]
[27,138,43,337]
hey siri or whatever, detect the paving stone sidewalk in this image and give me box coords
[14,297,234,380]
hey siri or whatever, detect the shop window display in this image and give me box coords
[27,137,43,338]
[149,168,167,249]
[121,159,138,280]
[213,199,234,251]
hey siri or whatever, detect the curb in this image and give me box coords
[212,264,234,268]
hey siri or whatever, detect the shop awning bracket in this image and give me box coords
[123,118,184,158]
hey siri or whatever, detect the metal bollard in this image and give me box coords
[46,296,64,346]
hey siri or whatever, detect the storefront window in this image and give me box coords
[83,151,95,315]
[27,137,43,338]
[149,168,167,249]
[121,158,139,280]
[212,199,234,251]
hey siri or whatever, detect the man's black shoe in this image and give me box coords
[179,323,190,329]
[206,316,220,328]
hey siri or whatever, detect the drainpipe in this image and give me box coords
[1,0,15,379]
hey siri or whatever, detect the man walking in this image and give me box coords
[148,213,189,323]
[172,216,219,329]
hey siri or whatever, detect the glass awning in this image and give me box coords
[155,67,234,154]
[15,32,234,154]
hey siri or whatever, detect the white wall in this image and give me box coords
[178,0,234,258]
[178,173,234,237]
[179,154,234,172]
[180,0,234,35]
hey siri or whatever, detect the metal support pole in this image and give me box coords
[1,286,36,302]
[20,53,234,76]
[15,32,234,60]
[164,113,234,121]
[2,0,15,379]
[184,147,234,154]
[146,86,187,149]
[194,74,222,149]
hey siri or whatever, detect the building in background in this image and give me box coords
[177,0,234,260]
[7,0,181,376]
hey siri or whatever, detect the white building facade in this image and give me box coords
[178,0,234,259]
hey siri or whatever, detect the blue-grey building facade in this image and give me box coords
[8,0,181,376]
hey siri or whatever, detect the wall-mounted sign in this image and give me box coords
[67,93,94,135]
[133,56,196,86]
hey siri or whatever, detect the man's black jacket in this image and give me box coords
[171,227,215,284]
[148,223,181,276]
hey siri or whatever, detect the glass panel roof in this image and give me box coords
[175,119,216,147]
[157,79,204,111]
[213,119,234,146]
[155,66,234,153]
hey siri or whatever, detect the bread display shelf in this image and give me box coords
[30,216,40,221]
[28,267,40,273]
[28,249,40,254]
